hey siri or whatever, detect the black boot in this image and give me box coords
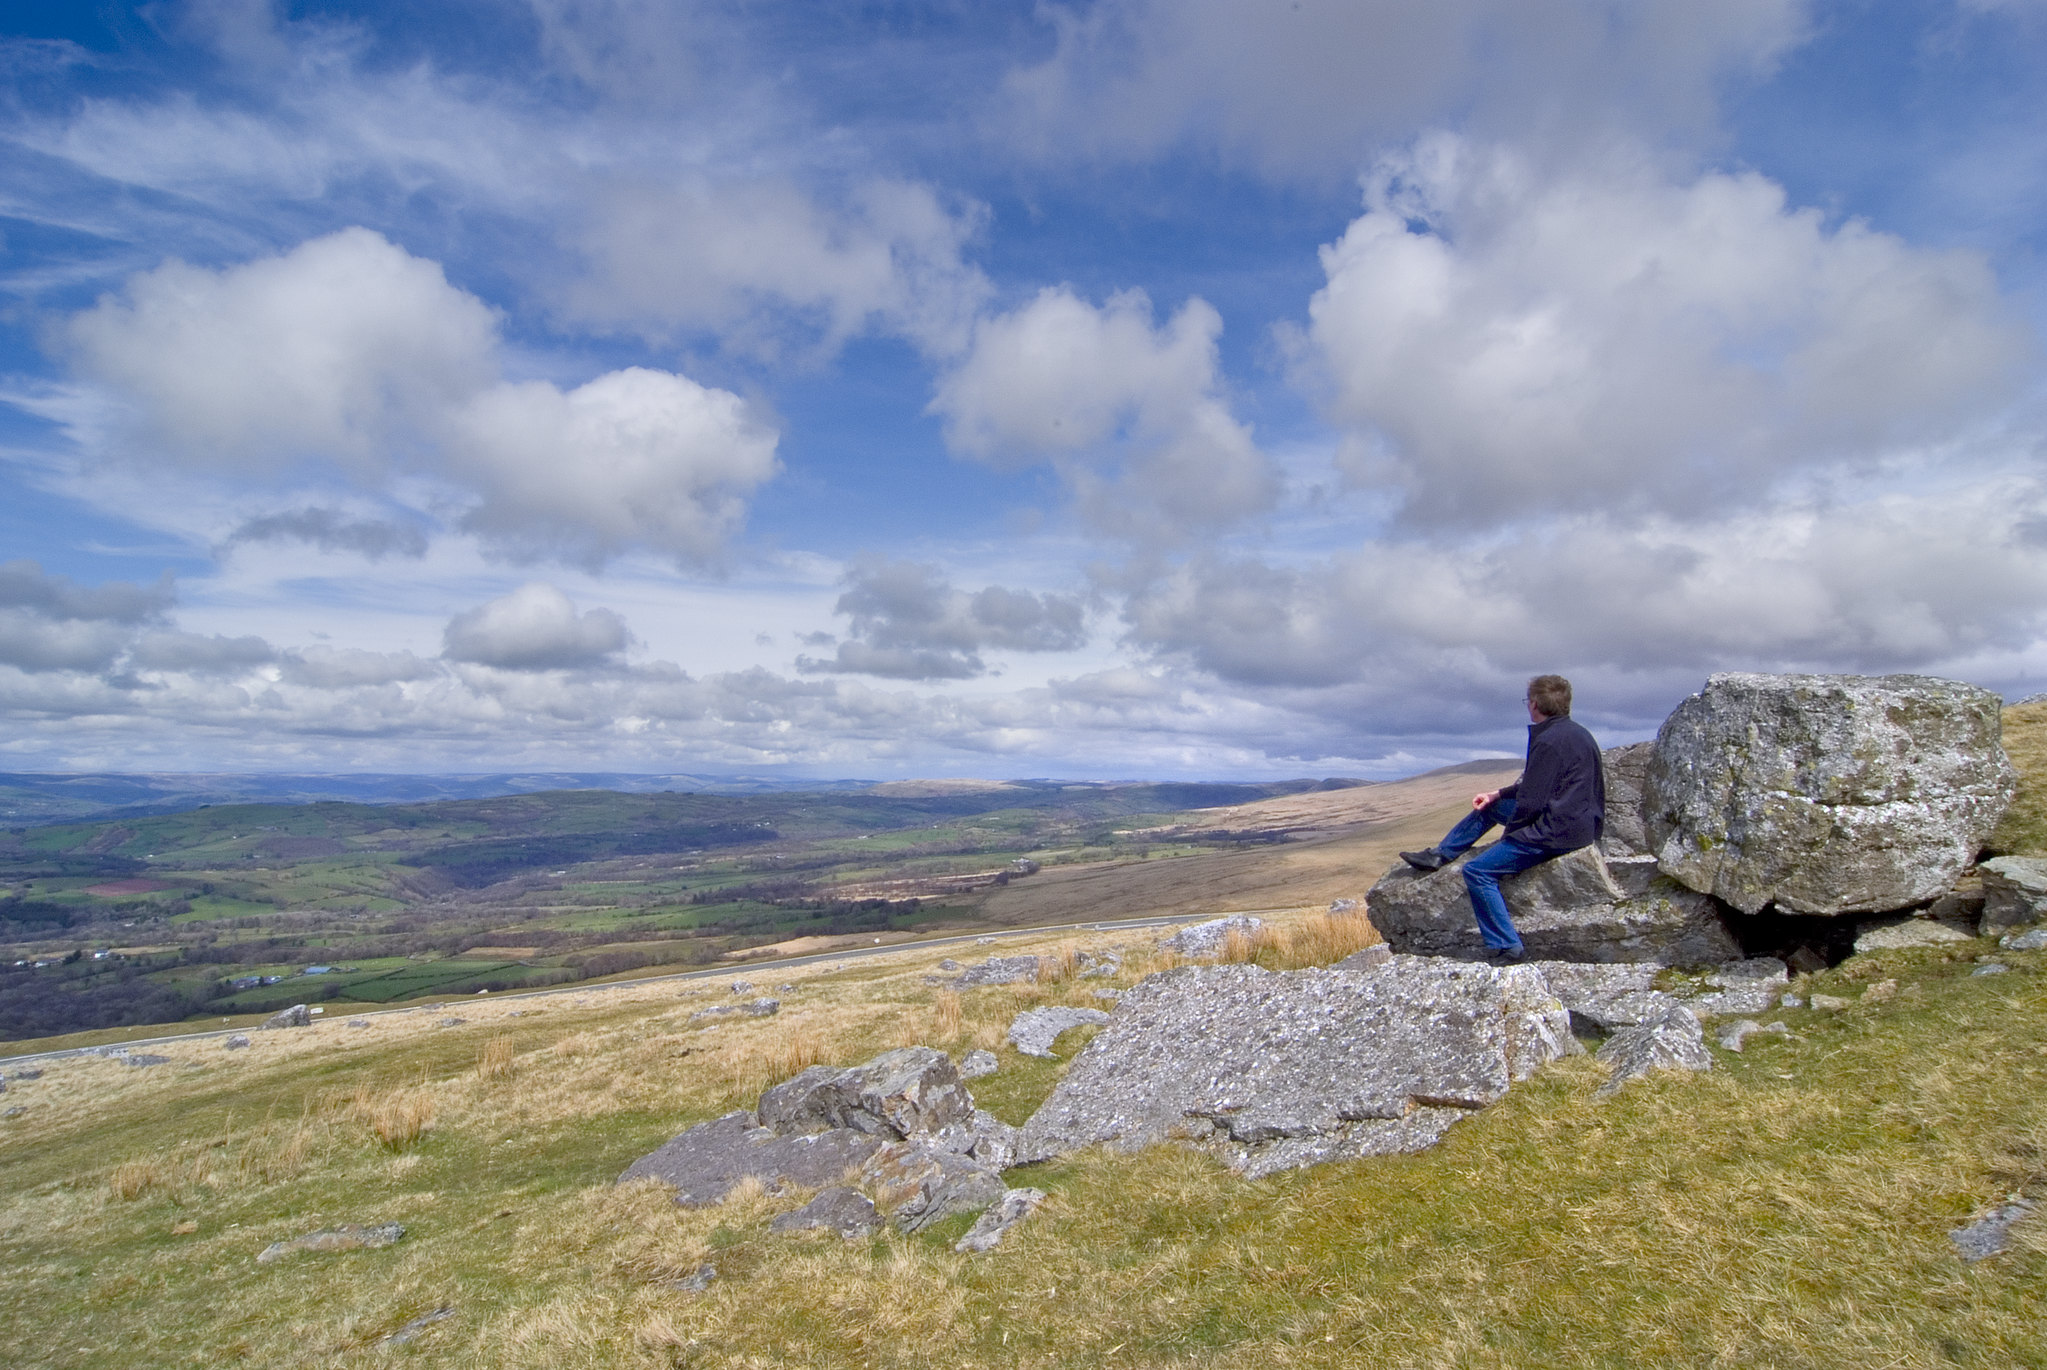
[1399,848,1447,872]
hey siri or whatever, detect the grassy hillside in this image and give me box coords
[3,721,2043,1368]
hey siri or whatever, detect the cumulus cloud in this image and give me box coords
[442,584,634,671]
[1000,0,1808,177]
[224,507,430,559]
[798,559,1088,680]
[1303,136,2036,526]
[0,561,173,674]
[58,230,781,567]
[569,177,993,359]
[279,646,438,689]
[446,367,779,566]
[127,631,275,675]
[932,287,1275,538]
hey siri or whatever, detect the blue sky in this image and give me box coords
[1,0,2044,779]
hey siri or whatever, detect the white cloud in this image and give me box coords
[446,368,779,566]
[224,507,429,559]
[999,0,1808,177]
[442,583,634,670]
[1303,136,2036,526]
[932,286,1275,538]
[56,231,781,567]
[568,177,993,359]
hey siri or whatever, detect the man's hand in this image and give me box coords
[1472,789,1500,810]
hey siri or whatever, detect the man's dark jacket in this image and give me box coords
[1496,714,1604,853]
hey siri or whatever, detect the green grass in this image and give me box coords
[6,923,2047,1369]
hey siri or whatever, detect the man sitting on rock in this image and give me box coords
[1399,674,1605,964]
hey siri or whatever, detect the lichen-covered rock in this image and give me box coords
[1978,857,2047,931]
[690,998,780,1023]
[958,1049,999,1080]
[756,1047,974,1139]
[1600,741,1656,857]
[1367,845,1740,965]
[1016,957,1577,1178]
[1853,917,1975,952]
[256,1221,404,1263]
[769,1186,881,1239]
[1006,1006,1110,1058]
[948,956,1044,989]
[1595,1004,1711,1095]
[263,1004,311,1030]
[618,1111,886,1206]
[1525,961,1682,1030]
[864,1138,1007,1232]
[1159,915,1262,958]
[956,1188,1046,1253]
[1645,673,2015,916]
[1685,958,1790,1017]
[1952,1200,2035,1261]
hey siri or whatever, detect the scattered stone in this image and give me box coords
[438,1017,466,1027]
[937,959,962,972]
[223,1034,251,1050]
[1645,673,2015,916]
[1979,857,2047,931]
[690,999,780,1023]
[1328,898,1361,915]
[1786,946,1829,976]
[1159,915,1262,958]
[11,1069,41,1080]
[1863,979,1898,1003]
[1522,961,1677,1030]
[381,1307,454,1347]
[348,1018,371,1028]
[1093,988,1122,1002]
[1974,963,2010,976]
[263,1004,312,1030]
[731,980,755,995]
[1367,845,1741,965]
[975,936,997,945]
[1780,994,1803,1009]
[865,1137,1008,1232]
[2000,927,2047,952]
[2,1106,21,1119]
[948,956,1044,989]
[1808,994,1851,1011]
[1336,944,1393,971]
[757,1047,975,1139]
[1017,957,1577,1178]
[672,1263,717,1292]
[256,1221,405,1263]
[122,1053,171,1068]
[777,985,796,994]
[955,1187,1047,1253]
[1006,1006,1111,1059]
[1077,950,1123,978]
[769,1186,881,1239]
[1596,1005,1711,1095]
[1951,1200,2035,1262]
[958,1049,998,1080]
[1685,958,1790,1017]
[1715,1019,1791,1051]
[1853,918,1975,952]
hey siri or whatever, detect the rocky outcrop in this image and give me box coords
[690,998,779,1023]
[1367,845,1740,965]
[948,956,1044,989]
[756,1047,974,1139]
[1594,1005,1712,1096]
[1645,673,2014,916]
[956,1188,1046,1253]
[1600,741,1655,857]
[620,1110,887,1206]
[958,1049,998,1080]
[1159,915,1262,958]
[1016,957,1577,1179]
[1978,857,2047,931]
[263,1004,311,1030]
[1006,1006,1110,1058]
[769,1187,880,1239]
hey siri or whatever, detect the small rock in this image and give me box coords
[1006,1006,1110,1059]
[2000,927,2047,952]
[1979,856,2047,930]
[381,1307,454,1347]
[937,959,962,971]
[866,1138,1007,1232]
[1716,1019,1763,1052]
[958,1049,999,1080]
[949,956,1044,989]
[348,1018,370,1028]
[1952,1200,2035,1261]
[690,999,780,1023]
[1862,979,1898,1003]
[1328,898,1361,914]
[1686,958,1792,1017]
[1973,963,2010,976]
[1077,951,1123,979]
[1093,988,1122,1002]
[1786,947,1829,976]
[1780,994,1803,1009]
[1335,943,1393,971]
[122,1053,171,1068]
[263,1004,311,1030]
[731,981,755,995]
[11,1069,41,1080]
[223,1034,251,1050]
[955,1187,1047,1253]
[1159,915,1262,959]
[769,1186,881,1239]
[438,1017,466,1027]
[1808,994,1850,1011]
[1596,1005,1712,1095]
[975,936,997,945]
[672,1263,716,1292]
[256,1221,405,1264]
[2,1106,22,1119]
[1853,918,1974,953]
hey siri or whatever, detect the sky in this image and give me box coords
[1,0,2045,781]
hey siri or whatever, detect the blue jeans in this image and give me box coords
[1436,798,1557,954]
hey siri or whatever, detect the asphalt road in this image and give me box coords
[0,906,1292,1067]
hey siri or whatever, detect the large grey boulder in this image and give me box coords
[619,1111,887,1206]
[1600,741,1655,857]
[756,1047,974,1139]
[1367,845,1740,965]
[1159,915,1263,958]
[1016,957,1577,1179]
[1645,673,2015,916]
[263,1004,312,1030]
[1978,857,2047,931]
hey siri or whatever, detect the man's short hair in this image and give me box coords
[1527,674,1572,718]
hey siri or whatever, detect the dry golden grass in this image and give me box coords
[1992,700,2047,855]
[354,1084,435,1150]
[1035,943,1079,984]
[477,1034,517,1080]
